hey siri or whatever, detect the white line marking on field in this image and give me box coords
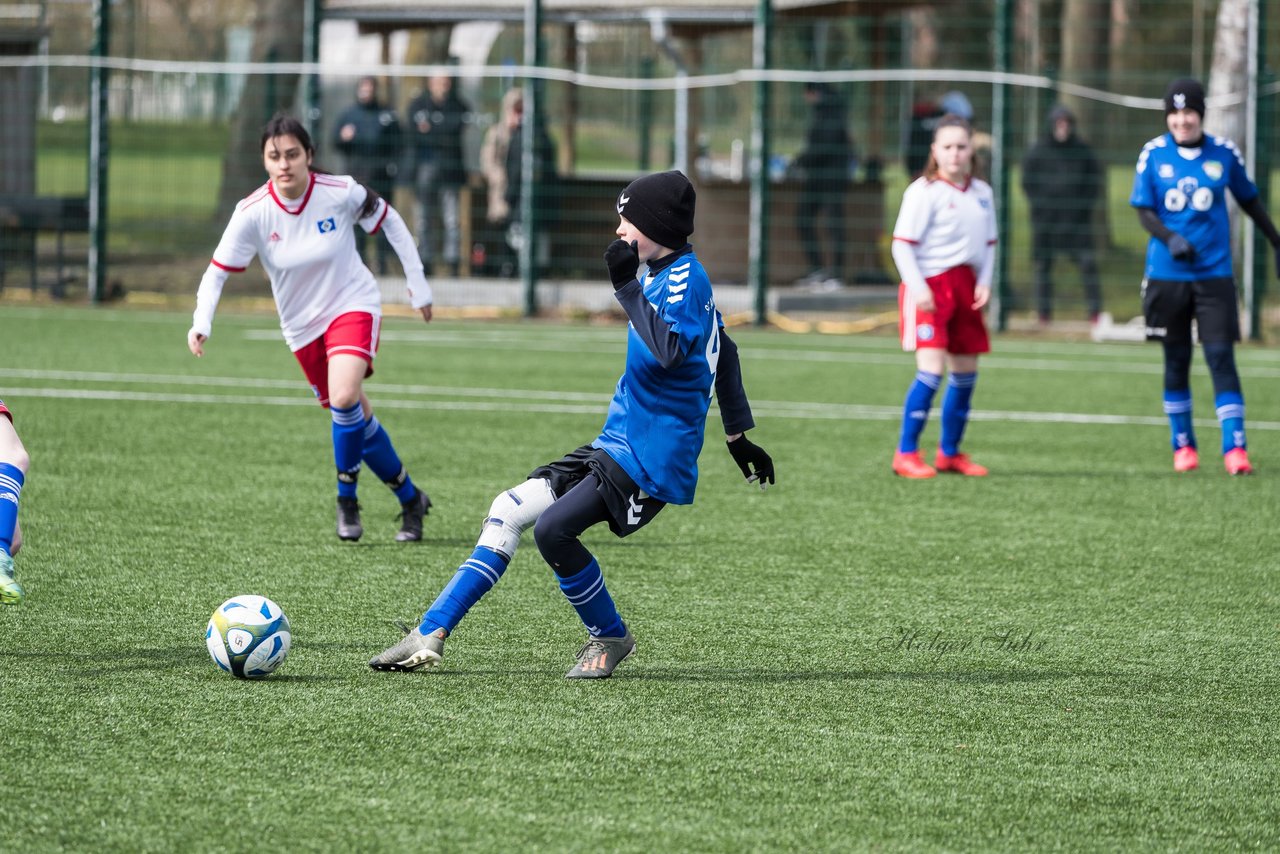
[4,373,1279,431]
[259,329,1280,379]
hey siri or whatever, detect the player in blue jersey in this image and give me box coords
[0,400,29,605]
[1130,78,1280,475]
[370,171,775,679]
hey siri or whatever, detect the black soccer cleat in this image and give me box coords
[395,489,432,542]
[336,496,363,541]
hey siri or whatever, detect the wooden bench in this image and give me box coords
[0,195,89,295]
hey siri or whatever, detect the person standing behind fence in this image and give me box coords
[0,399,29,605]
[503,93,557,273]
[890,114,996,479]
[407,74,472,277]
[792,82,854,289]
[333,76,403,275]
[478,88,524,277]
[1021,105,1103,326]
[1130,77,1280,476]
[188,114,435,543]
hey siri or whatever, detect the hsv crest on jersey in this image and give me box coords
[316,217,336,234]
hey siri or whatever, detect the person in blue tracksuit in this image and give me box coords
[370,171,775,679]
[1131,77,1280,475]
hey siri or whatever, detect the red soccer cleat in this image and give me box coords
[1224,448,1253,476]
[1173,446,1199,473]
[892,450,936,479]
[935,451,988,476]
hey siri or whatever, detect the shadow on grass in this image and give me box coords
[628,667,1096,684]
[360,666,1108,685]
[0,646,341,682]
[333,537,480,550]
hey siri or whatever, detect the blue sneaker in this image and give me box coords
[0,553,23,605]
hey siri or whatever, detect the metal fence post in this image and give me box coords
[87,0,110,303]
[748,0,772,326]
[520,0,544,318]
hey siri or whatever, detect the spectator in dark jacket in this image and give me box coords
[407,74,473,276]
[1021,105,1103,324]
[792,82,854,287]
[503,104,557,273]
[333,76,403,274]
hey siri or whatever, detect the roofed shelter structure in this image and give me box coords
[319,0,948,292]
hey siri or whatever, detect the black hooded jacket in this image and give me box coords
[794,87,854,186]
[1020,108,1102,251]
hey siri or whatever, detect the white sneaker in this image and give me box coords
[369,626,446,672]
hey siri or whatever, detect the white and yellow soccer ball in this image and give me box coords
[206,595,292,679]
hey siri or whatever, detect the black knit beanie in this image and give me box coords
[616,170,696,249]
[1164,78,1205,118]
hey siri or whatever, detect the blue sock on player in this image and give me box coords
[419,547,510,635]
[1214,391,1245,454]
[362,415,418,503]
[898,371,941,453]
[557,557,625,638]
[1163,389,1195,450]
[331,402,364,498]
[0,463,23,558]
[939,371,977,456]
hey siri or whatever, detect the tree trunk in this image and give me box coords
[216,0,306,221]
[1059,0,1109,132]
[1206,0,1248,152]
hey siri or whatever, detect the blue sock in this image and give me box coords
[557,558,625,638]
[898,371,941,453]
[362,416,417,503]
[1163,389,1195,451]
[0,463,23,557]
[419,547,510,635]
[939,371,978,456]
[1214,391,1245,453]
[331,402,364,498]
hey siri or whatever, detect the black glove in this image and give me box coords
[604,239,640,289]
[1167,233,1196,262]
[727,435,775,488]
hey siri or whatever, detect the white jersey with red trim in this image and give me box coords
[892,176,997,279]
[197,173,429,351]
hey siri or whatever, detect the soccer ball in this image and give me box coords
[205,595,292,679]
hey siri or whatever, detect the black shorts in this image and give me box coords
[1142,277,1240,344]
[529,445,666,538]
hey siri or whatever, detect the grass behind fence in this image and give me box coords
[0,305,1277,851]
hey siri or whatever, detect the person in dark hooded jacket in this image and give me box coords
[333,76,404,275]
[1021,105,1103,324]
[792,82,855,287]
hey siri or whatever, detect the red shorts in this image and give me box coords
[898,265,990,354]
[293,312,381,408]
[0,400,10,423]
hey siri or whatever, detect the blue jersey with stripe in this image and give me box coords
[593,250,719,505]
[1130,132,1258,281]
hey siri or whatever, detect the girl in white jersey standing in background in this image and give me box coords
[188,114,435,542]
[890,114,997,479]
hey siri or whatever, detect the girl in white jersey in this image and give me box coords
[187,114,435,542]
[890,114,997,479]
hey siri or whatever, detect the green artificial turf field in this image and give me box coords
[1,304,1277,851]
